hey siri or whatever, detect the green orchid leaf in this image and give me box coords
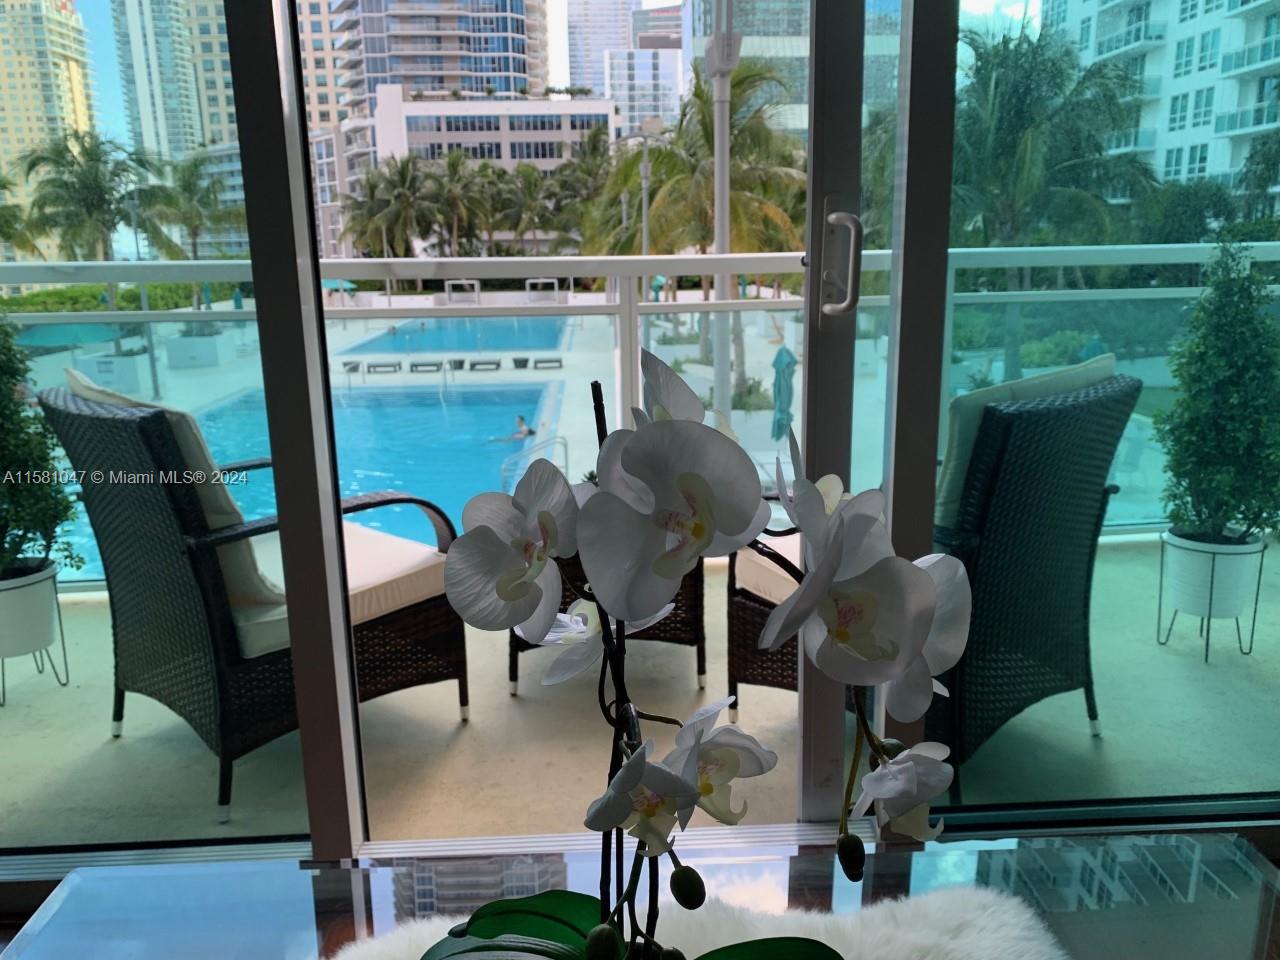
[693,937,843,960]
[461,891,603,947]
[421,932,586,960]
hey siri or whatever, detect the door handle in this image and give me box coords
[821,211,863,317]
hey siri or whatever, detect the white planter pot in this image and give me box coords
[0,560,60,659]
[1162,530,1265,620]
[165,333,229,369]
[73,352,148,394]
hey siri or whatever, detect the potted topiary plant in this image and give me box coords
[1154,239,1280,628]
[1,319,81,694]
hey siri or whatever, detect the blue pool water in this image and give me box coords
[344,316,567,354]
[63,385,546,581]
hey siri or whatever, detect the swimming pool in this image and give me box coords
[344,316,567,354]
[62,384,547,581]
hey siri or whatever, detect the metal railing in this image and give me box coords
[1214,101,1280,135]
[1221,35,1280,75]
[1095,21,1167,59]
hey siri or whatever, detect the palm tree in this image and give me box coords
[472,162,511,256]
[950,27,1155,378]
[21,131,161,307]
[340,166,392,257]
[547,124,613,250]
[432,150,481,257]
[505,162,549,253]
[595,61,805,387]
[147,152,247,261]
[371,154,439,260]
[0,174,39,256]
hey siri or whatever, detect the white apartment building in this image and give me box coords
[1052,0,1280,194]
[372,84,619,172]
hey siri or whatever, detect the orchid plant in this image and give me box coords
[429,351,972,960]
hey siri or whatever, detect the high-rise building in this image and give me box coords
[605,47,683,136]
[330,0,549,117]
[1050,0,1274,199]
[187,1,236,145]
[632,3,682,48]
[567,0,635,96]
[682,0,900,140]
[113,0,204,159]
[0,0,95,286]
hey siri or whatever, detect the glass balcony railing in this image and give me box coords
[1103,128,1157,152]
[1214,101,1280,134]
[1227,0,1280,14]
[1095,21,1167,59]
[1220,35,1280,75]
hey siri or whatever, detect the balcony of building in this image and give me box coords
[1221,35,1280,78]
[1103,127,1157,153]
[1215,101,1280,135]
[1122,76,1162,101]
[1095,21,1167,60]
[1226,0,1280,17]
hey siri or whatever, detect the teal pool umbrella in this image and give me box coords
[322,279,356,292]
[771,345,798,442]
[16,323,123,349]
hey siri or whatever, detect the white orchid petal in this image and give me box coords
[462,492,521,539]
[642,349,704,423]
[814,474,846,514]
[888,804,945,842]
[804,556,937,687]
[788,429,804,483]
[702,726,778,777]
[620,420,762,536]
[444,527,540,630]
[584,748,649,831]
[707,498,772,557]
[516,611,584,645]
[884,655,936,723]
[595,428,654,513]
[775,455,801,528]
[759,523,845,651]
[674,730,703,829]
[642,760,700,803]
[542,636,606,685]
[933,679,950,697]
[906,742,951,762]
[834,493,894,581]
[915,554,971,676]
[791,479,832,544]
[517,562,564,645]
[675,697,736,747]
[579,491,679,622]
[626,602,675,633]
[514,459,579,557]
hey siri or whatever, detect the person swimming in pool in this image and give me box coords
[507,415,537,441]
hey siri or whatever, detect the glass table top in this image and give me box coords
[4,833,1277,960]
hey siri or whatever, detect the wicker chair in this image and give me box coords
[40,388,469,819]
[926,374,1142,799]
[508,556,707,693]
[725,376,1142,794]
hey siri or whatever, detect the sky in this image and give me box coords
[78,0,1037,148]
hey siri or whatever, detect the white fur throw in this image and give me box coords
[334,887,1068,960]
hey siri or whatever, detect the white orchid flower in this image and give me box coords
[632,348,705,426]
[444,459,578,645]
[584,742,700,856]
[880,554,971,722]
[851,742,953,841]
[580,418,770,621]
[662,697,778,827]
[515,598,675,686]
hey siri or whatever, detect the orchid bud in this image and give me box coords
[669,864,706,909]
[586,923,621,960]
[837,833,866,882]
[869,738,908,771]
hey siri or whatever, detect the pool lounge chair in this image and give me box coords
[40,378,470,821]
[533,357,563,370]
[410,360,443,373]
[470,359,501,371]
[367,360,402,373]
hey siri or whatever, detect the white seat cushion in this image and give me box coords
[934,354,1117,529]
[735,533,802,607]
[237,521,447,659]
[64,369,286,607]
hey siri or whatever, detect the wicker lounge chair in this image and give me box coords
[508,556,707,694]
[725,374,1141,799]
[40,385,469,821]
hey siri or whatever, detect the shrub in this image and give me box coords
[1019,330,1089,369]
[0,319,81,577]
[1153,240,1280,542]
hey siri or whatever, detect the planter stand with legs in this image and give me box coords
[0,562,70,706]
[1156,537,1267,663]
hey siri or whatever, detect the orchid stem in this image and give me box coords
[839,715,865,837]
[852,687,888,765]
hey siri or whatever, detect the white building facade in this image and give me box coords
[372,84,619,172]
[1050,0,1280,193]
